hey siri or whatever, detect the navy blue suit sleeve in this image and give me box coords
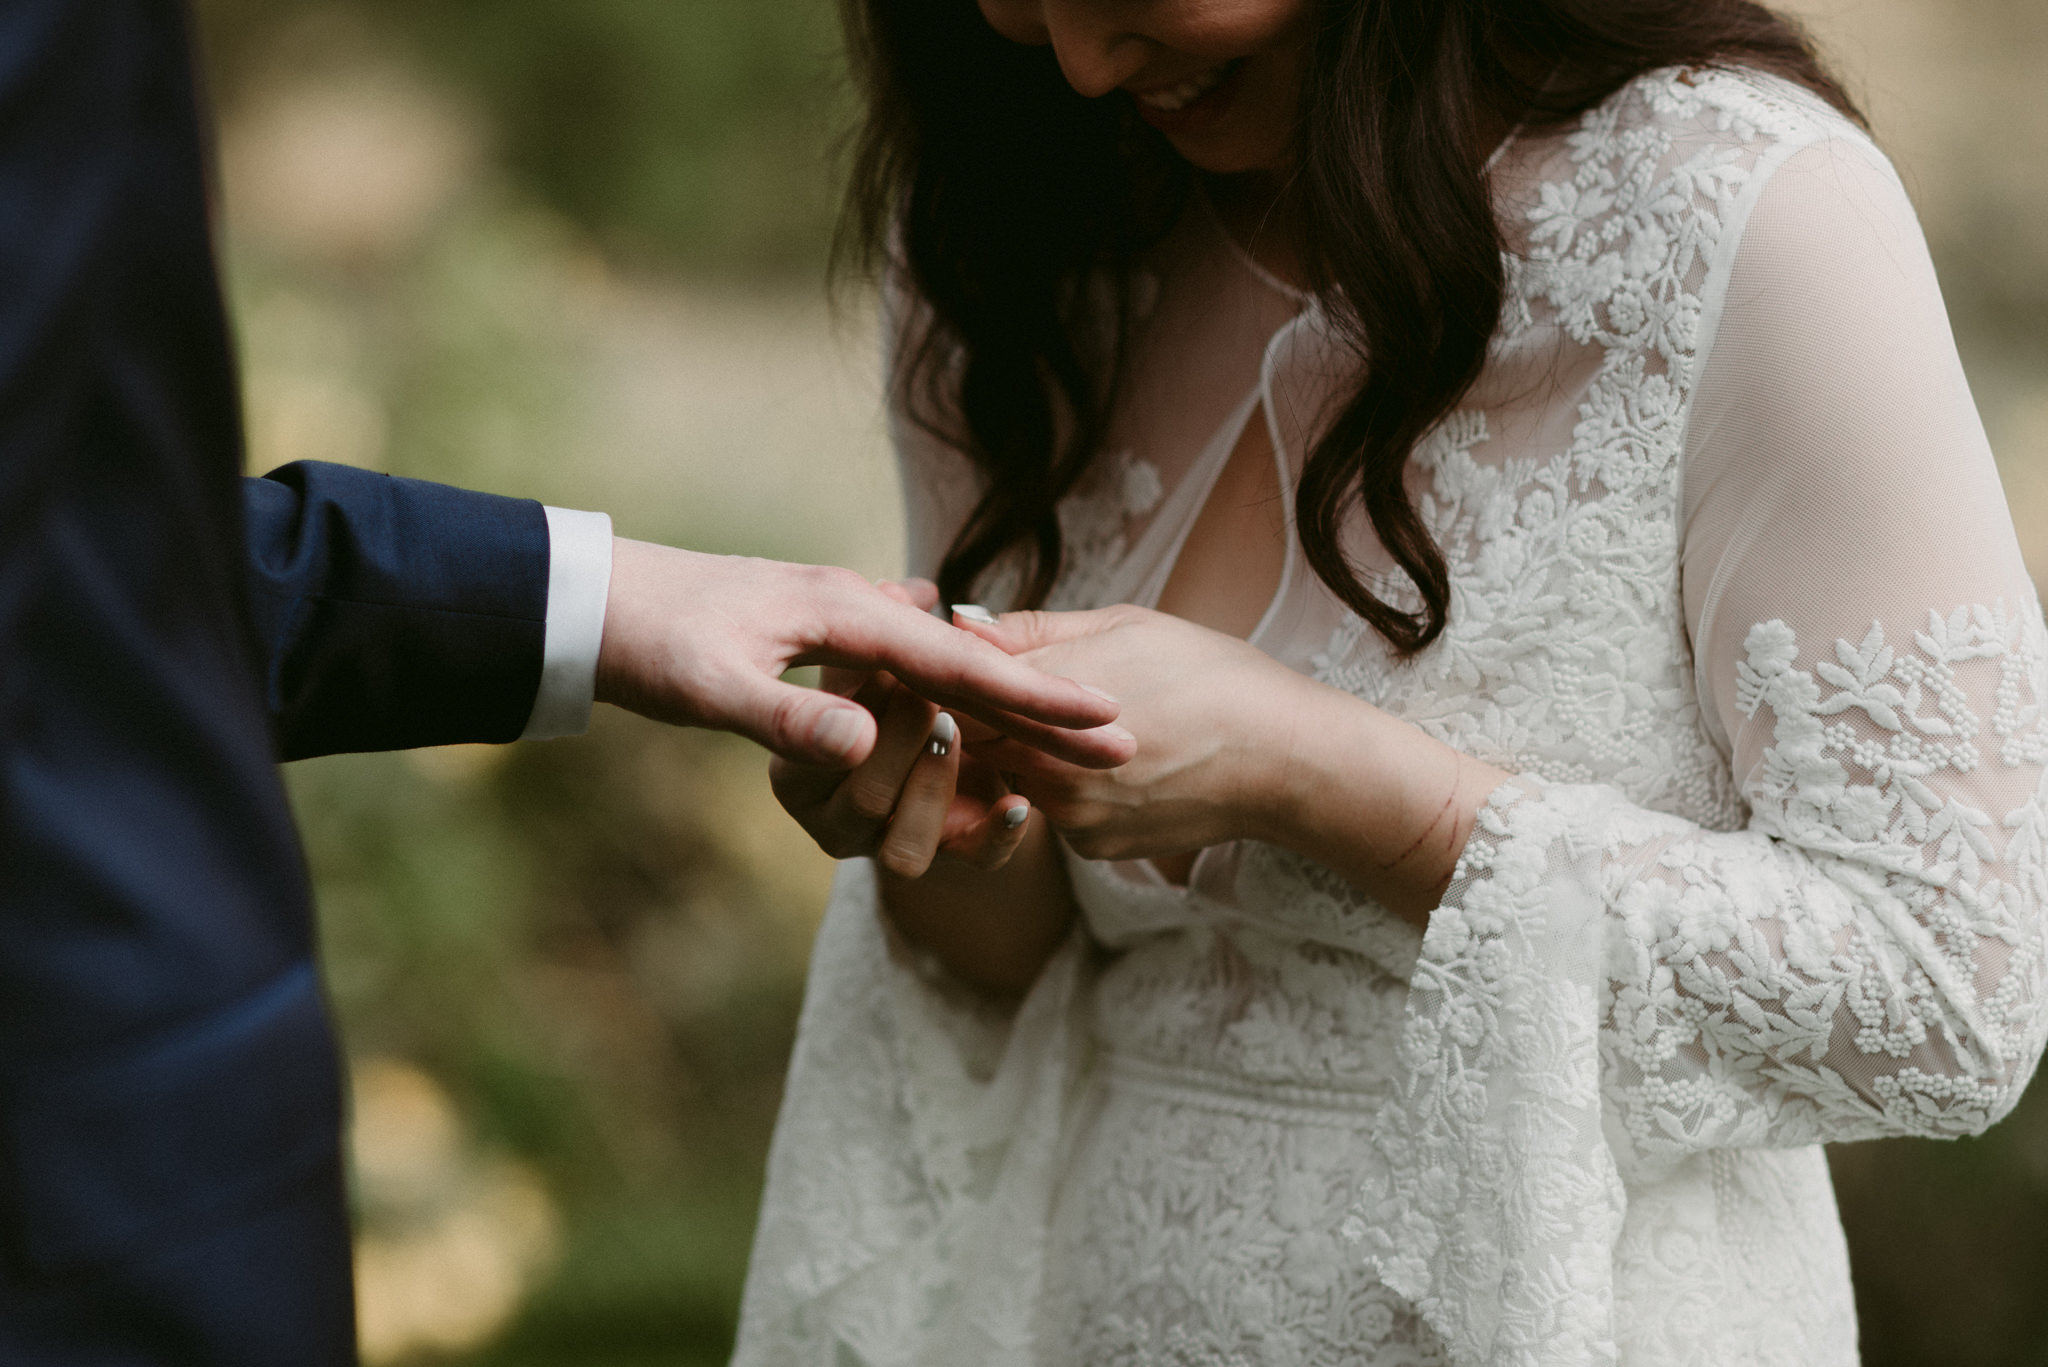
[242,461,550,760]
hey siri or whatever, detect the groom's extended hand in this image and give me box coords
[593,539,1136,770]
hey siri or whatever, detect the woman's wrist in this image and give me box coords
[1244,676,1512,923]
[1232,668,1337,849]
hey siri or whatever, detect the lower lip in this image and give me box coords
[1131,61,1249,137]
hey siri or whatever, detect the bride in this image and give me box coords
[737,0,2048,1362]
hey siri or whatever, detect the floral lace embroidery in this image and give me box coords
[980,448,1166,614]
[735,68,2046,1367]
[1326,70,2048,1367]
[1354,602,2048,1366]
[1046,1084,1449,1367]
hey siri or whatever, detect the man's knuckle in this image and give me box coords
[768,691,816,745]
[812,564,868,598]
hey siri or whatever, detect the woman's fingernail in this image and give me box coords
[951,603,998,625]
[1104,725,1136,746]
[926,712,958,758]
[1080,683,1120,705]
[1001,803,1030,830]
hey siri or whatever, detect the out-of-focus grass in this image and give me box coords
[191,2,2048,1363]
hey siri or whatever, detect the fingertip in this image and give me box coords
[957,798,1030,870]
[877,842,936,881]
[926,711,959,758]
[1052,724,1137,770]
[949,605,1009,650]
[809,703,876,767]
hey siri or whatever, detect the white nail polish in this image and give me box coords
[951,603,998,625]
[1001,804,1029,830]
[926,712,958,757]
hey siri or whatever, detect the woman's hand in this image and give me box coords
[769,578,1041,878]
[770,669,1037,880]
[955,603,1512,921]
[954,605,1308,861]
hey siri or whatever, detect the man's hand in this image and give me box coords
[592,539,1134,769]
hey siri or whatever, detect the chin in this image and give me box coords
[1166,132,1292,177]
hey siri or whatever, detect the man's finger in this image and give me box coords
[807,590,1119,734]
[717,674,879,768]
[889,578,941,612]
[947,603,1130,656]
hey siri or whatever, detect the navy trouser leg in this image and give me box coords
[0,1154,356,1367]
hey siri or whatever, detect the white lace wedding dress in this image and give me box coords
[733,67,2048,1367]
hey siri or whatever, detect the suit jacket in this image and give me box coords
[0,4,553,1361]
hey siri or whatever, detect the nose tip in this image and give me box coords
[1040,5,1155,97]
[1051,33,1152,99]
[1056,37,1155,100]
[978,0,1154,101]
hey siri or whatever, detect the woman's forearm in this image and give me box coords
[877,816,1080,1001]
[1246,676,1513,926]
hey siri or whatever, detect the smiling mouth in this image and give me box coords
[1130,59,1247,114]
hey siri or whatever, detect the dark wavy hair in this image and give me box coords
[840,0,1862,653]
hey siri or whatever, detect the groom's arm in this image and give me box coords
[244,461,1134,768]
[243,460,608,759]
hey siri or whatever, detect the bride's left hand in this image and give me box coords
[950,604,1317,862]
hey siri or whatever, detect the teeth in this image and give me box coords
[1134,62,1233,114]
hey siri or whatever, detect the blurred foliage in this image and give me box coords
[188,2,2048,1364]
[195,0,851,278]
[289,723,824,1366]
[192,4,858,1360]
[1834,1103,2048,1366]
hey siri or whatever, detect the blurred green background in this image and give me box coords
[186,2,2048,1363]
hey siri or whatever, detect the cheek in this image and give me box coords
[1160,0,1313,60]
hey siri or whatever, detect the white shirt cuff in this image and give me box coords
[520,506,614,740]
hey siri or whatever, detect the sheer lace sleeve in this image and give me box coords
[1351,137,2048,1364]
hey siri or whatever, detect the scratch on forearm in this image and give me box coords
[1379,785,1457,873]
[1379,751,1483,880]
